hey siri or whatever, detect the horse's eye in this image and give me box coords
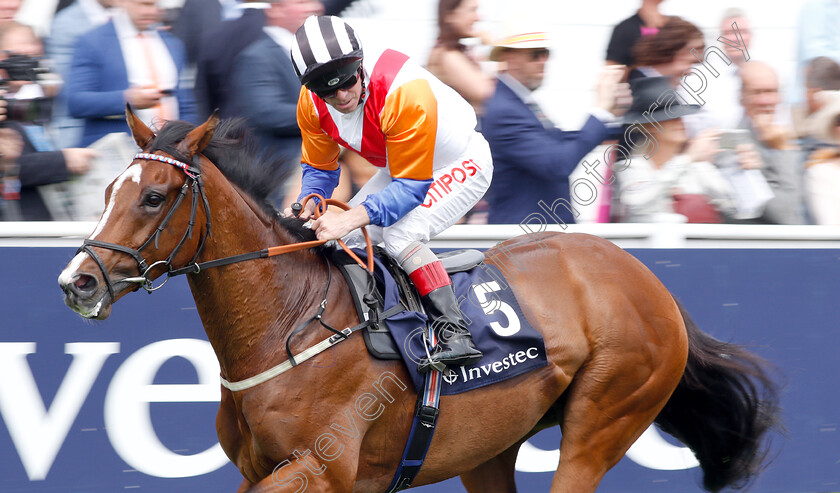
[144,192,165,208]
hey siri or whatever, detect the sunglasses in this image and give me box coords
[528,48,550,61]
[311,73,360,99]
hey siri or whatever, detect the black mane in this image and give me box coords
[146,119,318,243]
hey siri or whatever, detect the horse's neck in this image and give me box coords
[187,168,328,379]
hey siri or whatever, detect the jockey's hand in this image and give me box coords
[311,206,371,242]
[282,199,318,219]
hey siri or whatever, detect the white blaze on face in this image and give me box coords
[58,164,144,286]
[91,163,144,240]
[58,251,90,286]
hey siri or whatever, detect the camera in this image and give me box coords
[718,129,750,151]
[0,54,54,124]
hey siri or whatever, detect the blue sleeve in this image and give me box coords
[298,164,341,202]
[480,93,609,181]
[361,177,433,227]
[66,35,127,119]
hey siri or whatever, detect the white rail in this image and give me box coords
[2,222,840,249]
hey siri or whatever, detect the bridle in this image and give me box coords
[78,151,374,303]
[79,149,381,383]
[78,152,212,300]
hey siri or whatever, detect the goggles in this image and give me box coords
[310,71,360,99]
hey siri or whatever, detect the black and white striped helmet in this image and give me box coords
[292,16,363,94]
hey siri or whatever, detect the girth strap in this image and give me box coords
[219,303,406,392]
[386,368,443,492]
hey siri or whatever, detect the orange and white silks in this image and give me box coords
[297,47,493,257]
[297,48,482,179]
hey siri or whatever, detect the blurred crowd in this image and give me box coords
[2,0,840,225]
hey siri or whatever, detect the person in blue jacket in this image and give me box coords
[481,22,629,225]
[66,0,196,146]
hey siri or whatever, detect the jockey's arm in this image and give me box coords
[294,87,342,216]
[298,165,341,204]
[304,174,431,239]
[360,177,432,226]
[297,80,438,235]
[361,78,438,226]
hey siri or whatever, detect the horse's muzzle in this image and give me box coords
[59,272,112,320]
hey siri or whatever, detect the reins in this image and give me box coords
[170,192,375,276]
[84,151,383,390]
[80,150,374,299]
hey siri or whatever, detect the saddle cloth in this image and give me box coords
[329,248,548,395]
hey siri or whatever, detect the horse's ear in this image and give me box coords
[125,104,155,150]
[177,110,219,158]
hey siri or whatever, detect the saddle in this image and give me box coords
[327,247,485,360]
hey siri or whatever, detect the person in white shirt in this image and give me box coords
[615,77,737,223]
[65,0,197,146]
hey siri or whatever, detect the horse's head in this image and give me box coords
[58,106,219,319]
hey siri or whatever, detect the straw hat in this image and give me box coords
[489,19,550,61]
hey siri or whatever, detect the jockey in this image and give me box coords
[284,15,493,373]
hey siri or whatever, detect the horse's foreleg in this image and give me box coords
[238,465,357,493]
[459,439,523,493]
[236,447,362,493]
[229,445,367,493]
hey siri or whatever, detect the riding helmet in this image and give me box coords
[291,15,364,95]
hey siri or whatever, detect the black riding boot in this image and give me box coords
[417,284,483,374]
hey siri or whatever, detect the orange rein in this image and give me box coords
[266,194,375,272]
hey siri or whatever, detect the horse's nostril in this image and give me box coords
[73,274,97,293]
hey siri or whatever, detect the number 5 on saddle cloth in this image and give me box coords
[328,246,548,396]
[328,246,548,491]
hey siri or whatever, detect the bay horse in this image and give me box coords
[58,109,780,493]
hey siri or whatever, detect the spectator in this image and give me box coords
[629,16,704,85]
[684,9,753,135]
[0,22,96,221]
[715,61,804,224]
[46,0,114,148]
[171,0,222,67]
[0,0,21,26]
[803,91,840,224]
[194,0,268,119]
[794,56,840,142]
[66,0,197,147]
[615,77,736,223]
[605,0,666,72]
[426,0,495,113]
[480,22,629,225]
[795,0,840,105]
[193,0,356,120]
[229,0,322,163]
[720,8,753,67]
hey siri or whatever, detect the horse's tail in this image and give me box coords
[654,298,782,492]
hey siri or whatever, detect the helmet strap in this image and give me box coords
[358,67,367,105]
